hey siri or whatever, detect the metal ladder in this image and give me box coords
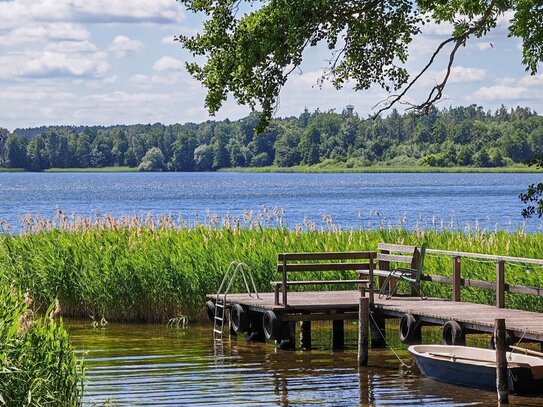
[213,261,260,341]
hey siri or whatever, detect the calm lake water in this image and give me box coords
[1,172,542,233]
[68,321,542,406]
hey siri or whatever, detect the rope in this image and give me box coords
[368,310,415,369]
[507,327,527,361]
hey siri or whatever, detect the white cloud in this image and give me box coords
[448,66,486,83]
[476,42,494,51]
[470,85,529,101]
[153,56,184,72]
[0,51,109,79]
[161,35,177,45]
[0,23,90,46]
[0,0,184,30]
[130,73,173,86]
[109,35,144,58]
[420,19,454,37]
[45,40,97,54]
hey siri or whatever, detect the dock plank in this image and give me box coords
[211,291,543,341]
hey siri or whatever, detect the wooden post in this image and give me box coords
[494,318,509,404]
[496,260,505,309]
[332,310,345,350]
[410,248,420,297]
[369,252,375,305]
[453,256,461,302]
[300,320,311,350]
[282,257,288,307]
[358,297,369,366]
[277,321,295,350]
[379,250,390,296]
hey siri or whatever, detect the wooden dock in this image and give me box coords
[206,246,543,351]
[213,291,543,343]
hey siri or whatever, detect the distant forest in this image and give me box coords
[1,105,542,171]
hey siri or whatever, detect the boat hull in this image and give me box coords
[409,345,543,395]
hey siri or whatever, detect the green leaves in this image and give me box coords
[179,0,423,130]
[510,0,543,74]
[179,0,543,130]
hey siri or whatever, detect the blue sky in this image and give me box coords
[0,1,541,130]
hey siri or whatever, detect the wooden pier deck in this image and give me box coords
[214,291,543,342]
[207,246,543,349]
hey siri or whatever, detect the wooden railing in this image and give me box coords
[423,249,543,308]
[275,251,375,307]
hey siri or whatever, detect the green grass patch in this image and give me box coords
[222,164,543,173]
[0,167,25,172]
[44,166,137,173]
[1,213,543,323]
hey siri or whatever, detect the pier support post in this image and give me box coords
[358,297,369,366]
[300,320,312,350]
[494,318,509,404]
[276,321,296,350]
[496,261,506,309]
[452,256,461,302]
[370,312,386,348]
[332,310,345,350]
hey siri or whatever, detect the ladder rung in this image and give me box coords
[213,329,223,334]
[214,317,223,321]
[215,303,224,308]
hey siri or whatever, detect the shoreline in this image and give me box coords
[0,165,541,174]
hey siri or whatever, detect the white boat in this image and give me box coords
[408,344,543,395]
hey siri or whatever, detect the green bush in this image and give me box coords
[0,281,83,406]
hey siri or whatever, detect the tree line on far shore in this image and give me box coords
[0,104,542,171]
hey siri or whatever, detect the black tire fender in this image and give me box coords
[230,304,248,332]
[442,320,466,346]
[262,310,281,340]
[204,300,215,323]
[399,313,421,344]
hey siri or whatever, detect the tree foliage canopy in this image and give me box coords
[179,0,543,129]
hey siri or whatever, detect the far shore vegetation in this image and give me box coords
[45,166,137,173]
[2,164,541,174]
[222,164,543,173]
[2,105,543,174]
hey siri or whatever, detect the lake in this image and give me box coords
[68,321,542,406]
[1,172,542,233]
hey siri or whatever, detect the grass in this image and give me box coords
[0,280,83,405]
[222,164,543,173]
[1,211,543,323]
[0,168,25,172]
[44,166,137,173]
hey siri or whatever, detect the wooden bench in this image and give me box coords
[272,251,375,306]
[358,243,426,300]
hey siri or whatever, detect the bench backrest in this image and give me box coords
[276,251,375,306]
[277,251,374,273]
[377,242,427,283]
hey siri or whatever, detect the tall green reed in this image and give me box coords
[0,212,542,322]
[0,280,83,406]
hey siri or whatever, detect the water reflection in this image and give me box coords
[67,320,542,406]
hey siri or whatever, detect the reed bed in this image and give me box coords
[1,211,543,322]
[0,280,83,405]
